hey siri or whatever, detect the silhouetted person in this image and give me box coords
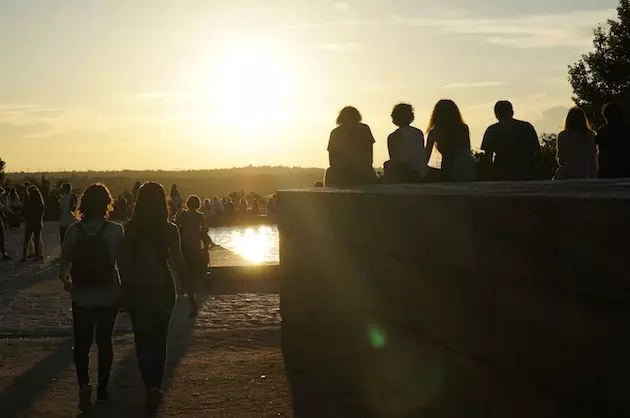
[176,195,212,317]
[481,101,541,181]
[21,185,45,262]
[325,106,377,186]
[123,182,187,411]
[426,100,475,182]
[0,186,10,260]
[555,107,597,180]
[313,181,324,188]
[170,184,182,215]
[58,184,123,412]
[596,103,630,178]
[58,182,77,246]
[251,199,260,215]
[238,197,249,214]
[384,103,428,183]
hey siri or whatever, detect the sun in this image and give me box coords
[198,40,292,128]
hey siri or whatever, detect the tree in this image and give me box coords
[539,133,558,180]
[569,0,630,125]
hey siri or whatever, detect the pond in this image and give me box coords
[209,225,279,265]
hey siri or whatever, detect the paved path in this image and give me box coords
[0,223,292,417]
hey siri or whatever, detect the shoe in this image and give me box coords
[146,387,163,411]
[78,384,92,413]
[96,386,109,404]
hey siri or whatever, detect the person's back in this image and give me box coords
[555,129,597,179]
[482,118,539,181]
[176,210,205,250]
[597,121,630,178]
[389,126,428,173]
[23,194,44,227]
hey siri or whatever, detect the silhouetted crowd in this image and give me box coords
[324,101,630,186]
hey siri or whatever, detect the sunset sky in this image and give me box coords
[0,0,618,172]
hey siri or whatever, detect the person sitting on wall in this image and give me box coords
[383,103,428,183]
[324,106,377,187]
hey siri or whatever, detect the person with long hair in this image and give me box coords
[596,103,630,178]
[176,195,213,317]
[384,103,428,183]
[555,107,597,180]
[324,106,377,186]
[0,186,11,260]
[21,185,45,262]
[123,182,186,410]
[58,183,123,412]
[426,100,475,182]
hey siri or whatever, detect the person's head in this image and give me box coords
[77,183,113,221]
[204,198,211,205]
[24,181,31,187]
[494,101,514,121]
[336,106,362,126]
[61,182,72,194]
[427,99,465,132]
[132,182,169,228]
[391,103,415,127]
[186,195,201,211]
[26,185,43,205]
[602,102,625,124]
[564,107,591,132]
[313,180,324,188]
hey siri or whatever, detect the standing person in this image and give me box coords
[555,107,597,180]
[123,182,187,410]
[324,106,377,187]
[596,103,630,178]
[481,101,541,181]
[426,100,475,182]
[384,103,428,183]
[21,185,45,262]
[175,195,212,317]
[7,187,21,229]
[58,184,123,413]
[170,184,182,213]
[0,186,11,260]
[58,183,77,246]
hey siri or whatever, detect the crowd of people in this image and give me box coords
[325,100,630,186]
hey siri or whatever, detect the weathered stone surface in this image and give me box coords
[279,180,630,418]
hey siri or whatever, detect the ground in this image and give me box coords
[0,223,292,417]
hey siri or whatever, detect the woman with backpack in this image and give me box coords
[58,184,124,413]
[21,185,45,262]
[122,182,187,410]
[176,195,213,317]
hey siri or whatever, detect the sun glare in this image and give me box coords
[198,40,292,129]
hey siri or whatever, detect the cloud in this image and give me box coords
[290,8,615,49]
[443,81,506,89]
[0,121,52,137]
[534,106,569,134]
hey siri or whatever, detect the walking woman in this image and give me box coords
[123,182,187,410]
[555,107,597,180]
[58,184,123,412]
[426,100,475,182]
[324,106,377,186]
[176,195,213,317]
[21,185,45,261]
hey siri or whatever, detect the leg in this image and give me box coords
[0,219,6,254]
[59,226,68,247]
[72,304,96,386]
[151,286,176,389]
[22,227,33,260]
[33,228,42,257]
[95,306,118,391]
[182,248,200,315]
[130,304,155,390]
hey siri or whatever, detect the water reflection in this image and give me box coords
[209,225,279,265]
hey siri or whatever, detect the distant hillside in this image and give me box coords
[5,166,325,198]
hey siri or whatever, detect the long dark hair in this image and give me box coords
[129,182,170,248]
[564,107,591,132]
[427,99,465,133]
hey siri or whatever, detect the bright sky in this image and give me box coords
[0,0,618,172]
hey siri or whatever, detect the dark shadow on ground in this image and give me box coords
[104,295,204,417]
[0,338,74,418]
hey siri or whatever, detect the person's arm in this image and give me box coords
[200,214,213,249]
[168,223,187,280]
[556,132,566,166]
[58,225,78,291]
[113,223,125,283]
[328,131,338,167]
[365,125,375,167]
[426,131,435,162]
[530,123,542,160]
[480,127,494,163]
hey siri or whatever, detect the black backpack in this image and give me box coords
[71,222,114,289]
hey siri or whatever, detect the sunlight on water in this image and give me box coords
[210,225,279,265]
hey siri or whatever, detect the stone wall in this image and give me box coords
[278,181,630,418]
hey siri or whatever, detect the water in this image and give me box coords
[209,225,279,265]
